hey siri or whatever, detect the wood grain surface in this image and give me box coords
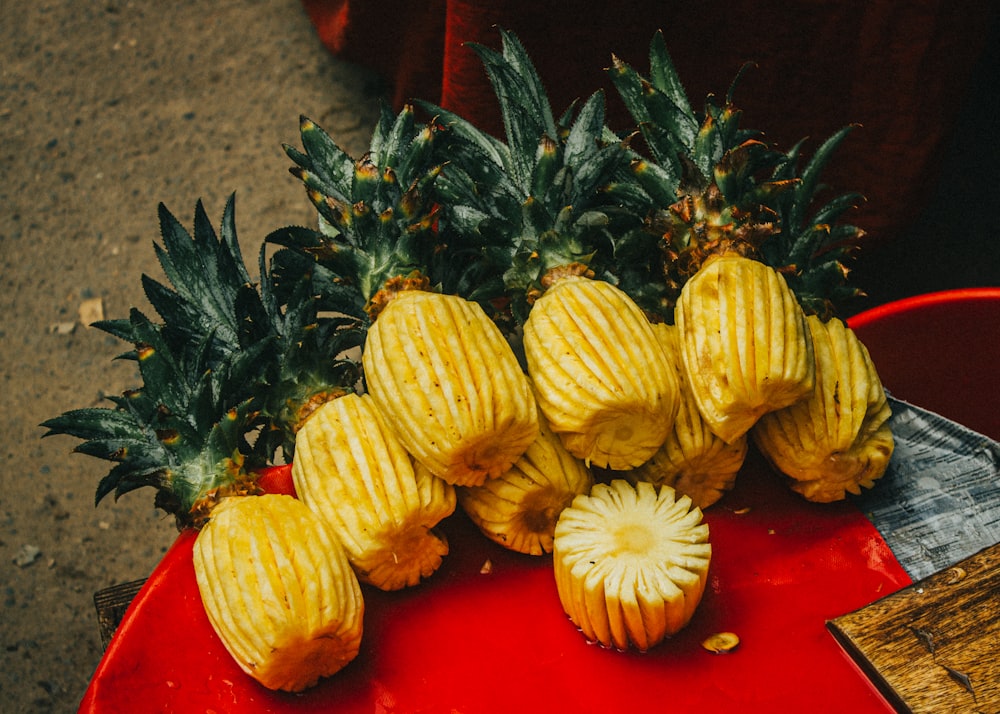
[828,542,999,713]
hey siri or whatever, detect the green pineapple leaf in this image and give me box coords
[41,306,262,528]
[281,106,450,316]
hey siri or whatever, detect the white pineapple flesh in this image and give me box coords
[552,479,711,651]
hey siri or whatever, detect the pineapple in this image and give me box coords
[752,315,895,502]
[41,307,364,692]
[552,479,711,651]
[523,275,678,469]
[423,29,680,470]
[626,322,748,509]
[362,287,537,486]
[606,31,889,495]
[675,253,815,444]
[458,401,594,555]
[133,196,456,587]
[193,494,363,692]
[608,30,867,322]
[101,194,366,462]
[292,392,456,589]
[275,106,539,487]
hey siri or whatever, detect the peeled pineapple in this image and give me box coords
[627,322,748,509]
[193,494,364,692]
[292,392,456,590]
[676,254,814,444]
[523,276,680,470]
[552,479,711,651]
[458,405,594,555]
[364,290,539,487]
[752,315,894,502]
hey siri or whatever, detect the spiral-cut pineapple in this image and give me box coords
[364,290,539,487]
[752,315,894,502]
[458,405,594,555]
[627,323,748,509]
[676,254,814,444]
[553,479,711,651]
[523,276,680,470]
[193,494,364,692]
[292,392,457,590]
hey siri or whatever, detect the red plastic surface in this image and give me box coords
[80,455,908,713]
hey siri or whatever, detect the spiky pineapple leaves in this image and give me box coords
[419,28,642,323]
[609,29,866,318]
[41,307,263,527]
[280,107,444,310]
[280,103,523,319]
[244,232,365,459]
[763,126,867,318]
[608,31,697,186]
[44,195,368,525]
[95,197,252,367]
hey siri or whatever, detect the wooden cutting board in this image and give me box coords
[827,542,999,713]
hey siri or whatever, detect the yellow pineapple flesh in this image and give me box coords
[752,315,894,502]
[192,494,364,692]
[363,290,539,487]
[552,479,711,651]
[458,403,594,555]
[675,254,814,444]
[292,392,456,590]
[626,322,748,509]
[523,276,680,470]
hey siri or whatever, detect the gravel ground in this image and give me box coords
[2,3,997,713]
[1,2,381,711]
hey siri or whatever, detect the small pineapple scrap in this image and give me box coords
[293,393,457,590]
[627,323,748,509]
[193,494,364,692]
[458,406,594,555]
[364,290,539,487]
[676,254,814,444]
[552,480,711,651]
[752,315,894,502]
[523,276,680,470]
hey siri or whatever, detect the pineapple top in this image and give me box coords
[41,306,263,530]
[277,105,497,321]
[609,30,866,321]
[420,29,643,326]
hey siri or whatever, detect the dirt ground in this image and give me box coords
[1,2,997,713]
[1,2,382,711]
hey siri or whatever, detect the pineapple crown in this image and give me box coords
[41,307,264,530]
[73,196,364,464]
[759,127,867,319]
[609,30,866,320]
[419,28,640,325]
[42,196,368,528]
[240,236,365,460]
[275,105,499,321]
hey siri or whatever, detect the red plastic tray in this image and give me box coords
[81,289,1000,713]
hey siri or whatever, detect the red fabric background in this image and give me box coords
[299,0,997,302]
